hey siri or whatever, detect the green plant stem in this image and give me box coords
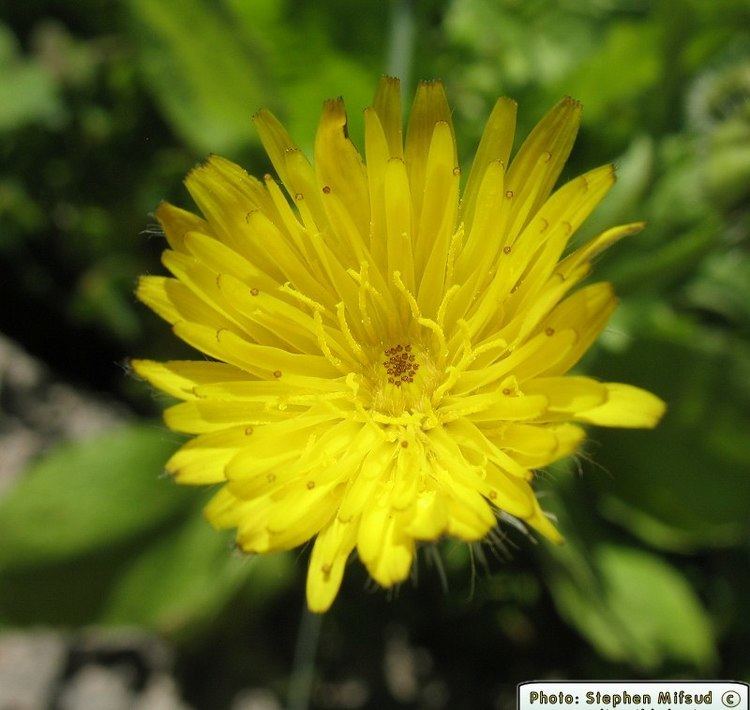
[287,604,323,710]
[387,0,416,92]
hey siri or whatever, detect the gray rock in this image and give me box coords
[57,664,135,710]
[0,631,67,710]
[134,674,192,710]
[230,688,282,710]
[0,333,127,494]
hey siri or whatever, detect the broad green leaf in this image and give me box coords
[552,21,660,140]
[0,539,137,628]
[546,541,717,671]
[588,305,750,550]
[102,509,294,635]
[224,0,376,151]
[0,424,191,570]
[127,0,266,153]
[0,506,294,635]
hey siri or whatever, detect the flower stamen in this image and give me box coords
[383,343,418,386]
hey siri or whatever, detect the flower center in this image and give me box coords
[382,343,419,387]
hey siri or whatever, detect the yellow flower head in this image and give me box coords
[133,77,665,612]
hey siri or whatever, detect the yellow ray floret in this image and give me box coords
[134,77,666,612]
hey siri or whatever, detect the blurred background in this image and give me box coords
[1,0,749,707]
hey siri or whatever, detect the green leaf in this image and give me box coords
[101,509,294,635]
[685,250,750,334]
[0,424,292,634]
[0,24,64,131]
[0,505,294,635]
[600,221,718,295]
[573,134,654,244]
[223,0,377,150]
[552,21,661,141]
[589,305,750,550]
[127,0,266,153]
[0,540,138,628]
[444,0,598,91]
[706,119,750,209]
[0,424,191,570]
[546,541,717,671]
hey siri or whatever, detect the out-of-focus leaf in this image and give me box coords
[444,0,598,91]
[102,510,294,636]
[127,0,265,153]
[546,540,716,671]
[574,134,654,243]
[128,0,378,156]
[687,61,750,133]
[0,179,44,248]
[0,425,190,570]
[706,119,750,208]
[0,505,294,635]
[552,21,660,136]
[589,304,750,549]
[71,256,143,341]
[0,541,136,628]
[646,136,709,230]
[224,0,376,150]
[0,23,64,131]
[601,221,718,295]
[281,56,374,153]
[685,250,750,333]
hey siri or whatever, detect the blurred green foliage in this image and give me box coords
[0,426,293,634]
[1,0,749,704]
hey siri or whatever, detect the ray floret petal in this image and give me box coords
[133,77,665,613]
